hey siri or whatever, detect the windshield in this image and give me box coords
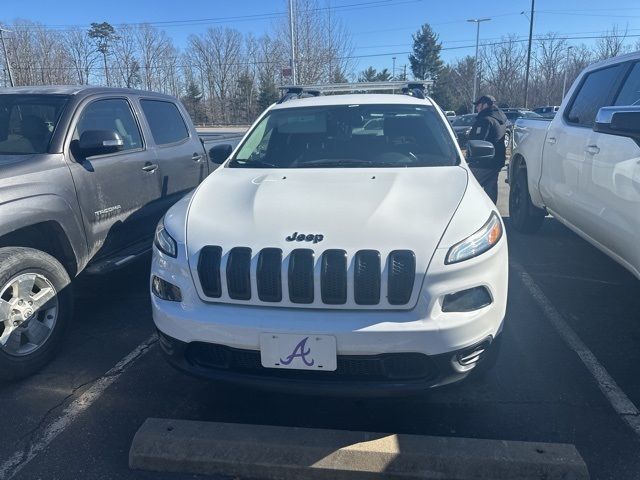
[229,104,459,169]
[0,95,69,155]
[452,114,476,126]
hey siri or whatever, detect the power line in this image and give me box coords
[3,0,423,31]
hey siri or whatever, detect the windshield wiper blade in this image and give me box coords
[230,159,279,168]
[297,159,375,168]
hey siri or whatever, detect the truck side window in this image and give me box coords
[140,100,189,146]
[75,99,142,151]
[565,64,624,127]
[614,62,640,106]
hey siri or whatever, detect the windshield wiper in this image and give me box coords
[297,159,376,168]
[229,159,279,168]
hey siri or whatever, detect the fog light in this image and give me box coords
[152,275,182,302]
[442,286,491,312]
[457,338,492,366]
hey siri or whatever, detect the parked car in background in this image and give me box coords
[444,110,456,123]
[532,105,560,118]
[509,52,640,279]
[451,113,476,146]
[501,108,543,148]
[0,86,242,380]
[151,87,508,395]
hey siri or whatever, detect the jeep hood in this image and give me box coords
[186,166,468,308]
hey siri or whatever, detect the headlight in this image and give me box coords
[154,217,177,258]
[446,212,503,264]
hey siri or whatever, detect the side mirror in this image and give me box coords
[594,106,640,141]
[466,140,495,162]
[78,130,124,157]
[209,143,233,164]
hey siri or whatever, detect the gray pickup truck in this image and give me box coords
[0,86,242,380]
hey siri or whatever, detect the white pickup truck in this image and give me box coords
[509,52,640,279]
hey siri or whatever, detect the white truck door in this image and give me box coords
[541,62,627,234]
[581,61,640,275]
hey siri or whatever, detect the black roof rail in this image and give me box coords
[277,86,321,104]
[401,82,426,99]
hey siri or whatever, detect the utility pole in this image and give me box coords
[288,0,297,85]
[523,0,535,108]
[562,45,574,100]
[392,56,396,79]
[0,27,14,87]
[467,18,491,109]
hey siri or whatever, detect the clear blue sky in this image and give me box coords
[3,0,640,76]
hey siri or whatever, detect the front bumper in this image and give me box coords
[151,232,507,395]
[156,328,501,396]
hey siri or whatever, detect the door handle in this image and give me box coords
[192,153,203,162]
[585,145,600,155]
[142,163,159,172]
[547,137,557,145]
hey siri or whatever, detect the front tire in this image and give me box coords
[0,247,73,381]
[509,162,545,233]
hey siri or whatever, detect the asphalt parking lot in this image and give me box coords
[1,173,639,480]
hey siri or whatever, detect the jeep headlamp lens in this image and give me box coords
[446,212,503,264]
[154,218,177,258]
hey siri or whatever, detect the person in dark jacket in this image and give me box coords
[468,95,508,204]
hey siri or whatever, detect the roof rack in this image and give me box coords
[277,81,433,103]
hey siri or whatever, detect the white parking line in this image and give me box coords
[0,335,157,480]
[513,262,640,437]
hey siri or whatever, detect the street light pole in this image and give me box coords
[467,18,491,109]
[523,0,535,108]
[288,0,297,85]
[0,27,14,87]
[562,45,574,100]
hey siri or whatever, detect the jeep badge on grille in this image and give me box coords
[286,232,324,244]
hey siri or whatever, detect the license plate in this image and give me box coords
[260,333,337,371]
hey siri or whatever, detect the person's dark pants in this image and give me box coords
[470,166,501,204]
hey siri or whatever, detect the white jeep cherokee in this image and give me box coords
[151,89,508,395]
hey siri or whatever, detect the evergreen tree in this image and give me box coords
[182,80,205,125]
[331,69,349,83]
[257,73,279,113]
[88,22,117,86]
[375,68,392,81]
[409,24,443,83]
[358,66,378,82]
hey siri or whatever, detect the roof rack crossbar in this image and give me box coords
[276,81,433,103]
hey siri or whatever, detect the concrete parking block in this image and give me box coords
[129,418,589,480]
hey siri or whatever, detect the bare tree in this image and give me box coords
[3,20,74,86]
[64,28,97,84]
[136,24,172,91]
[480,35,527,107]
[111,25,141,88]
[187,27,242,123]
[595,25,630,60]
[272,0,354,85]
[531,33,568,106]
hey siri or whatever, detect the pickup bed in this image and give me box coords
[508,52,640,278]
[0,86,242,379]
